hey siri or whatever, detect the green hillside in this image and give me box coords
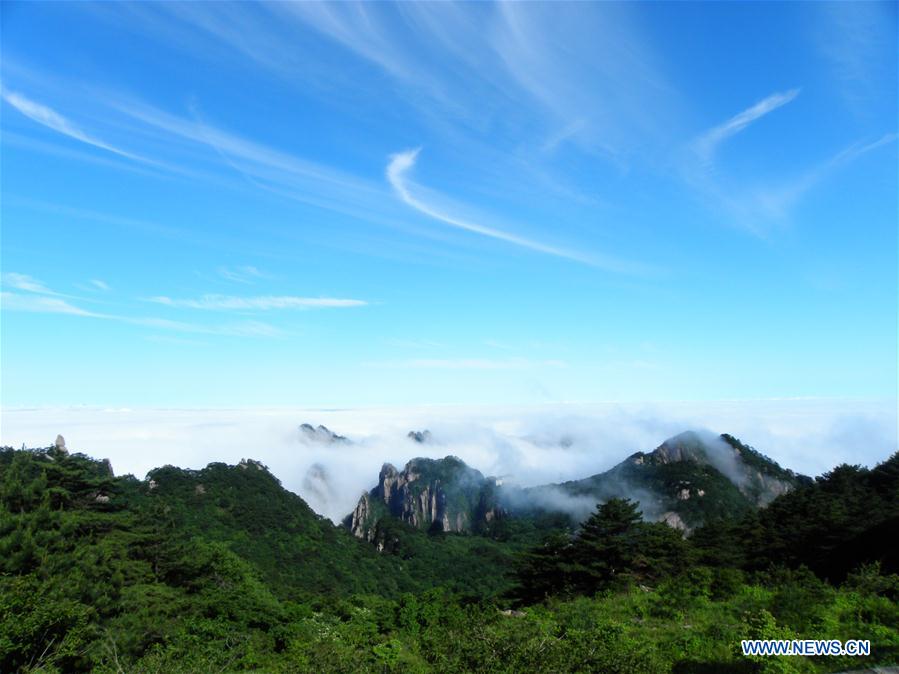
[1,443,897,673]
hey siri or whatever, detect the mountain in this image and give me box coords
[344,456,504,543]
[297,423,349,444]
[122,456,410,600]
[531,431,809,531]
[407,429,433,444]
[346,431,810,544]
[2,441,896,673]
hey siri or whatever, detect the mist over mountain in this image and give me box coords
[344,430,810,546]
[521,431,808,530]
[2,401,895,524]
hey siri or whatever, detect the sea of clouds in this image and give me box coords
[2,399,895,522]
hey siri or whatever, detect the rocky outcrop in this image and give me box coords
[298,424,349,445]
[346,456,504,542]
[348,492,376,541]
[238,458,267,471]
[347,431,807,543]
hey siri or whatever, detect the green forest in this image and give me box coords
[1,442,897,673]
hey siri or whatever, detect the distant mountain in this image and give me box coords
[300,461,337,516]
[528,431,810,531]
[345,431,811,544]
[298,423,349,444]
[407,429,433,444]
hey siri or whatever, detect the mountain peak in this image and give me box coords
[298,423,349,445]
[649,430,722,464]
[347,455,501,542]
[407,429,433,444]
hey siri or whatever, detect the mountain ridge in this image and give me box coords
[344,429,810,543]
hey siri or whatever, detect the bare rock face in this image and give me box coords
[238,458,266,471]
[346,456,504,542]
[54,435,68,454]
[348,492,375,541]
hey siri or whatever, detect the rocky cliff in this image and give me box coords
[345,456,504,542]
[345,431,810,548]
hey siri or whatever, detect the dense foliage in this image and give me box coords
[1,445,897,672]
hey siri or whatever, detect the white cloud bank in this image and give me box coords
[2,400,894,522]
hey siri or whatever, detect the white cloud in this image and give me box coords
[693,89,800,165]
[1,291,101,317]
[1,272,59,295]
[2,280,284,338]
[148,294,367,310]
[90,279,110,291]
[387,149,647,273]
[719,132,898,225]
[1,399,893,522]
[3,90,148,162]
[681,92,896,233]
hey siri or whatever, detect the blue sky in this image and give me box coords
[1,1,896,408]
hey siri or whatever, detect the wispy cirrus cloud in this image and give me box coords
[4,80,397,223]
[680,89,895,233]
[1,276,285,338]
[1,291,101,317]
[387,149,648,273]
[96,2,674,165]
[2,272,62,296]
[812,2,897,113]
[89,279,110,291]
[147,294,367,311]
[217,266,266,284]
[733,132,898,221]
[692,89,800,166]
[688,133,897,228]
[126,316,284,338]
[2,89,148,162]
